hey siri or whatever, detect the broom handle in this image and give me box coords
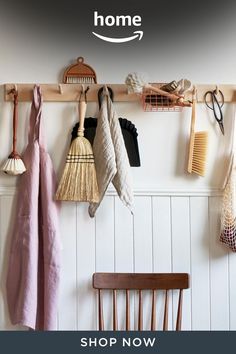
[187,97,196,173]
[78,100,87,137]
[12,91,18,155]
[144,83,182,100]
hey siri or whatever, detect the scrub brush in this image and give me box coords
[187,88,208,176]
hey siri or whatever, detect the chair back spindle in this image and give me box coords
[151,289,156,330]
[113,289,118,330]
[126,289,130,330]
[176,289,183,331]
[98,289,104,330]
[138,290,143,330]
[163,289,169,330]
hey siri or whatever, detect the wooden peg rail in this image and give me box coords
[4,84,138,102]
[4,83,236,103]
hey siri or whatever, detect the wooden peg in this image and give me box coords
[215,85,219,95]
[192,85,197,100]
[59,84,63,94]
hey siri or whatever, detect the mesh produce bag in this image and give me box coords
[220,155,236,252]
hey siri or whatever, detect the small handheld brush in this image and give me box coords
[187,89,208,176]
[2,89,26,175]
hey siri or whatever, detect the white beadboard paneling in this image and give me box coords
[171,197,191,330]
[152,197,173,330]
[133,196,153,330]
[229,252,236,330]
[114,197,134,330]
[114,197,134,273]
[76,203,96,330]
[133,196,153,273]
[0,196,24,330]
[0,196,5,330]
[209,196,229,330]
[0,196,13,330]
[0,191,235,331]
[95,196,115,330]
[58,203,77,330]
[95,196,115,272]
[190,197,210,330]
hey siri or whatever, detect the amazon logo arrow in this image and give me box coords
[92,30,143,43]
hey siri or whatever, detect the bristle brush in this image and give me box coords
[187,88,208,176]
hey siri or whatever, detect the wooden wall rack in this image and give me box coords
[4,83,236,103]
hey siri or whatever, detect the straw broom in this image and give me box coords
[55,94,99,202]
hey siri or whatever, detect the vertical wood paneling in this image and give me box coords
[0,196,19,330]
[133,196,153,272]
[229,252,236,330]
[209,196,229,330]
[58,203,77,330]
[171,197,191,330]
[0,196,5,330]
[1,192,235,331]
[95,196,115,272]
[114,197,134,273]
[95,196,115,330]
[152,197,173,330]
[76,203,96,330]
[133,196,153,330]
[114,197,134,330]
[190,197,210,330]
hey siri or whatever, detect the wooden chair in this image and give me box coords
[93,272,190,331]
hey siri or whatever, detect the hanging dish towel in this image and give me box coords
[89,86,133,217]
[6,86,61,330]
[220,111,236,251]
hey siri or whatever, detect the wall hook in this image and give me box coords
[8,84,17,95]
[79,84,85,102]
[192,85,197,101]
[58,84,63,94]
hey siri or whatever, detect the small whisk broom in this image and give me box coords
[2,88,26,175]
[55,89,99,202]
[187,88,208,177]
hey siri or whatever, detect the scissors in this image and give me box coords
[204,89,225,135]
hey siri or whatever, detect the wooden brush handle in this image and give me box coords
[190,98,196,135]
[78,100,87,136]
[187,98,196,173]
[12,90,18,155]
[145,83,182,100]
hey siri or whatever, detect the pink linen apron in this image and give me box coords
[6,85,61,330]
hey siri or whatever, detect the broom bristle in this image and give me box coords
[191,131,209,176]
[55,137,99,202]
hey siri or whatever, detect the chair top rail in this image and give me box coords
[93,273,190,290]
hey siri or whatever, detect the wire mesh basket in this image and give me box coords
[142,83,183,112]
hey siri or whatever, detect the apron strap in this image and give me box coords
[28,85,45,146]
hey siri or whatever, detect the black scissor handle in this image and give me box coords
[204,89,225,135]
[204,89,224,110]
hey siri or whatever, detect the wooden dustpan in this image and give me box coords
[63,56,97,84]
